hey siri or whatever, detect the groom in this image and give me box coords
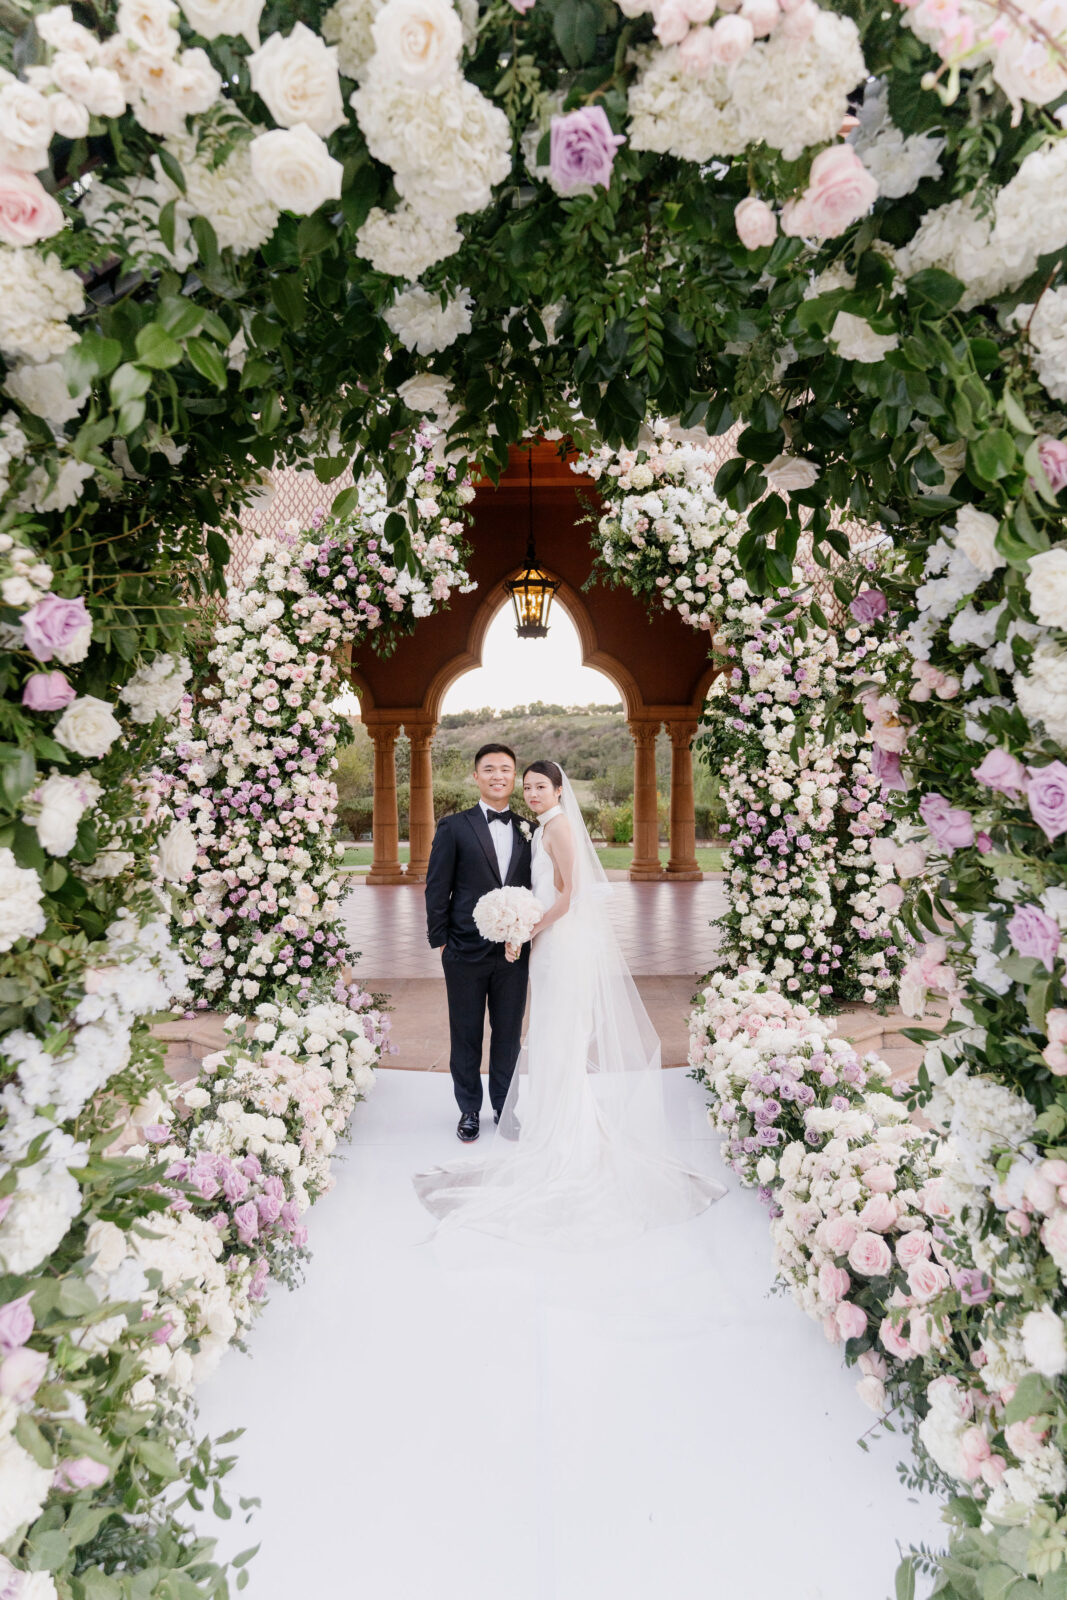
[425,743,532,1142]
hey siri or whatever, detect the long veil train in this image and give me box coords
[413,770,725,1249]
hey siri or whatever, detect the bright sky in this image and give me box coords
[441,601,621,715]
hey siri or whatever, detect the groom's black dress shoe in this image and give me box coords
[494,1108,521,1141]
[457,1111,480,1142]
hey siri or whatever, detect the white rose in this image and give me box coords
[953,506,1005,578]
[54,694,122,758]
[85,1218,128,1275]
[49,93,90,139]
[4,360,88,427]
[35,7,101,58]
[27,772,99,856]
[249,23,345,136]
[156,819,197,881]
[116,0,179,58]
[248,123,343,214]
[0,1434,52,1544]
[384,284,472,354]
[396,371,451,414]
[764,453,820,493]
[178,0,264,49]
[992,17,1067,113]
[0,847,46,952]
[0,1557,57,1600]
[370,0,462,84]
[1022,1305,1067,1377]
[0,82,54,171]
[1026,546,1067,629]
[828,311,899,364]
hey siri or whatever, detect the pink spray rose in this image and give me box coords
[973,748,1028,798]
[781,144,878,240]
[734,195,777,250]
[0,1344,48,1402]
[835,1301,868,1341]
[54,1455,111,1490]
[549,106,625,195]
[1037,436,1067,494]
[21,594,92,664]
[21,670,77,711]
[0,165,65,246]
[1026,760,1067,842]
[1009,904,1062,972]
[919,791,975,852]
[0,1293,34,1351]
[848,1231,893,1277]
[709,12,755,61]
[1043,1010,1067,1075]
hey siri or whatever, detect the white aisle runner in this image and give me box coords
[196,1069,943,1600]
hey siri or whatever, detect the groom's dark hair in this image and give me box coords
[473,743,517,768]
[523,760,563,791]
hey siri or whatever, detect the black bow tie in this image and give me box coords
[486,810,511,825]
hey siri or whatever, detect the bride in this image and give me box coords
[413,760,725,1248]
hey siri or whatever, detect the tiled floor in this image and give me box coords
[342,878,727,981]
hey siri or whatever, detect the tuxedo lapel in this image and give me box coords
[464,806,502,885]
[505,825,530,886]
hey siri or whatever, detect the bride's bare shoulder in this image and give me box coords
[542,813,573,848]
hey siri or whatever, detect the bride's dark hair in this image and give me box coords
[523,759,563,792]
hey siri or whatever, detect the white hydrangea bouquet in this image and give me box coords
[473,886,544,948]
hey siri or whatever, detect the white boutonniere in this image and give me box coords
[518,820,532,841]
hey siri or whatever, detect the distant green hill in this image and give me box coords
[434,702,639,790]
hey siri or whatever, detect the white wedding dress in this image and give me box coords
[413,773,725,1249]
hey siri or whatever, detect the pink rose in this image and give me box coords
[872,746,905,793]
[21,594,92,665]
[896,1230,932,1268]
[959,1426,992,1481]
[906,1258,950,1302]
[1006,1208,1031,1237]
[653,0,692,42]
[21,670,77,711]
[734,196,777,250]
[908,1309,934,1356]
[1027,760,1067,843]
[835,1301,868,1340]
[856,1373,887,1413]
[818,1261,851,1302]
[848,1231,893,1277]
[1045,1014,1067,1074]
[1004,1417,1049,1458]
[973,748,1028,798]
[781,145,878,241]
[0,165,64,246]
[0,1344,48,1402]
[877,881,905,913]
[865,1164,898,1194]
[678,25,718,73]
[858,1349,887,1380]
[894,843,927,880]
[858,1193,898,1233]
[1037,436,1067,494]
[850,588,888,624]
[740,0,780,34]
[549,106,625,195]
[0,1292,34,1352]
[54,1455,110,1491]
[818,1215,860,1254]
[919,791,975,852]
[233,1200,259,1243]
[879,1313,913,1360]
[1009,904,1062,972]
[709,12,755,62]
[1041,1210,1067,1260]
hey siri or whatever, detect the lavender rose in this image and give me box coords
[849,587,887,623]
[1008,904,1062,972]
[21,594,92,665]
[919,792,975,853]
[871,745,905,793]
[1038,436,1067,495]
[549,106,624,196]
[0,1293,33,1352]
[21,671,76,712]
[1027,760,1067,842]
[973,748,1028,798]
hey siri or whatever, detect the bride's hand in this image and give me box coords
[505,941,520,962]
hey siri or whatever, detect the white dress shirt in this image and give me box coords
[480,799,514,880]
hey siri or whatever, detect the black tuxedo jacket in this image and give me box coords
[424,805,533,959]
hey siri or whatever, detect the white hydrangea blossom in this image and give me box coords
[384,283,473,354]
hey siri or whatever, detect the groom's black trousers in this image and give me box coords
[441,945,529,1116]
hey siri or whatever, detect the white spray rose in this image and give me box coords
[85,1218,128,1275]
[26,772,100,856]
[1026,547,1067,629]
[1022,1305,1067,1376]
[0,82,55,171]
[156,819,197,881]
[54,695,122,758]
[249,23,346,136]
[953,506,1004,578]
[248,123,343,213]
[178,0,264,48]
[116,0,180,58]
[396,371,452,414]
[828,312,899,364]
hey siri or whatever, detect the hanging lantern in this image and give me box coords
[505,446,561,639]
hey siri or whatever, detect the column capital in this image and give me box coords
[367,719,402,744]
[404,720,438,749]
[665,718,699,748]
[627,718,660,748]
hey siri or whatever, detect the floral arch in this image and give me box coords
[0,0,1066,1594]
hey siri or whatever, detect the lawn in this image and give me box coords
[339,842,724,873]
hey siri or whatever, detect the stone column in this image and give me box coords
[405,722,437,882]
[366,720,405,884]
[665,719,702,881]
[628,720,663,881]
